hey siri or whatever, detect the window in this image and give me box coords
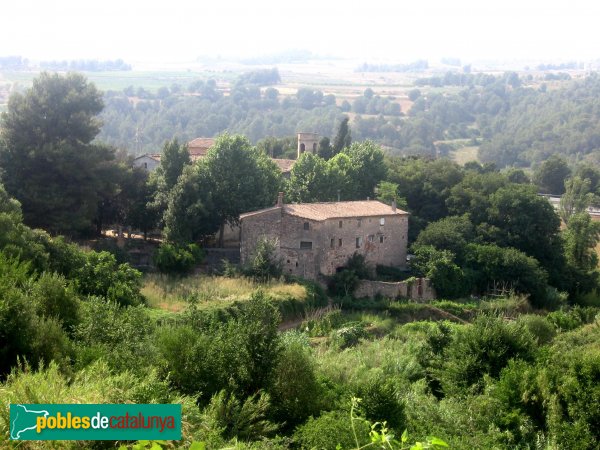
[338,238,343,247]
[379,235,384,243]
[330,238,335,249]
[368,235,375,242]
[300,143,306,152]
[143,162,148,169]
[339,220,343,228]
[303,222,310,230]
[357,219,362,227]
[300,241,312,250]
[380,218,385,226]
[313,143,317,151]
[356,237,363,248]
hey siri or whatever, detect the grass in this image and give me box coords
[450,145,479,165]
[141,273,312,318]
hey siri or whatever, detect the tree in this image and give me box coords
[200,134,282,246]
[341,141,387,199]
[332,116,352,155]
[155,139,191,191]
[162,165,218,244]
[286,152,330,202]
[0,72,116,235]
[533,155,571,195]
[484,184,565,285]
[317,136,332,160]
[559,176,594,224]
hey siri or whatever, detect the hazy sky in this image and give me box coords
[2,0,599,64]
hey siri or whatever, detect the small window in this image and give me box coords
[287,259,290,263]
[357,219,362,228]
[313,143,317,151]
[380,218,385,226]
[379,235,384,243]
[338,238,343,247]
[295,261,298,267]
[300,143,306,152]
[339,220,343,228]
[300,241,312,250]
[368,235,375,242]
[330,238,335,249]
[356,237,363,248]
[143,162,148,169]
[303,222,310,230]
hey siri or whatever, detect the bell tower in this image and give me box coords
[297,132,320,158]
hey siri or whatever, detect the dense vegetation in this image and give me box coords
[2,72,600,449]
[94,69,600,173]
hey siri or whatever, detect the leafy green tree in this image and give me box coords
[559,176,594,224]
[376,181,407,208]
[246,236,282,282]
[0,72,116,235]
[200,134,282,246]
[317,136,332,160]
[163,165,218,244]
[414,215,474,263]
[562,212,600,297]
[286,152,330,202]
[483,184,565,286]
[342,141,387,199]
[155,139,191,191]
[533,155,571,195]
[149,139,192,222]
[332,116,352,155]
[465,244,549,306]
[388,157,464,240]
[411,246,469,299]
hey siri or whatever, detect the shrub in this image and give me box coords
[30,272,80,331]
[516,314,556,345]
[246,237,282,282]
[330,323,368,349]
[76,251,144,306]
[293,410,370,450]
[357,376,406,432]
[202,390,277,441]
[437,315,537,396]
[270,332,322,426]
[154,242,204,275]
[329,252,372,297]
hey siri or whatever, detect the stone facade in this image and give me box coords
[240,198,409,280]
[297,132,319,158]
[354,278,436,301]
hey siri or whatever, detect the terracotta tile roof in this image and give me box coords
[283,201,408,221]
[188,137,215,156]
[240,200,408,221]
[272,158,296,173]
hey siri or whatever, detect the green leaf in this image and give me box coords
[189,442,207,450]
[428,436,449,447]
[402,429,409,443]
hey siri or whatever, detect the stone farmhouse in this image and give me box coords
[240,193,409,280]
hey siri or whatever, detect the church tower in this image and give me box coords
[297,132,320,158]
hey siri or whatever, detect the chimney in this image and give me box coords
[277,192,284,207]
[367,196,370,201]
[337,190,341,202]
[392,200,397,212]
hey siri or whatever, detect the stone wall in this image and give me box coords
[354,278,436,301]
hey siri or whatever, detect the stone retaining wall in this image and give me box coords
[355,278,435,301]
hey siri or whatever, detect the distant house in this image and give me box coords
[132,153,161,171]
[132,137,216,172]
[240,194,409,280]
[132,137,296,177]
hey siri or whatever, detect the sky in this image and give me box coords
[1,0,599,65]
